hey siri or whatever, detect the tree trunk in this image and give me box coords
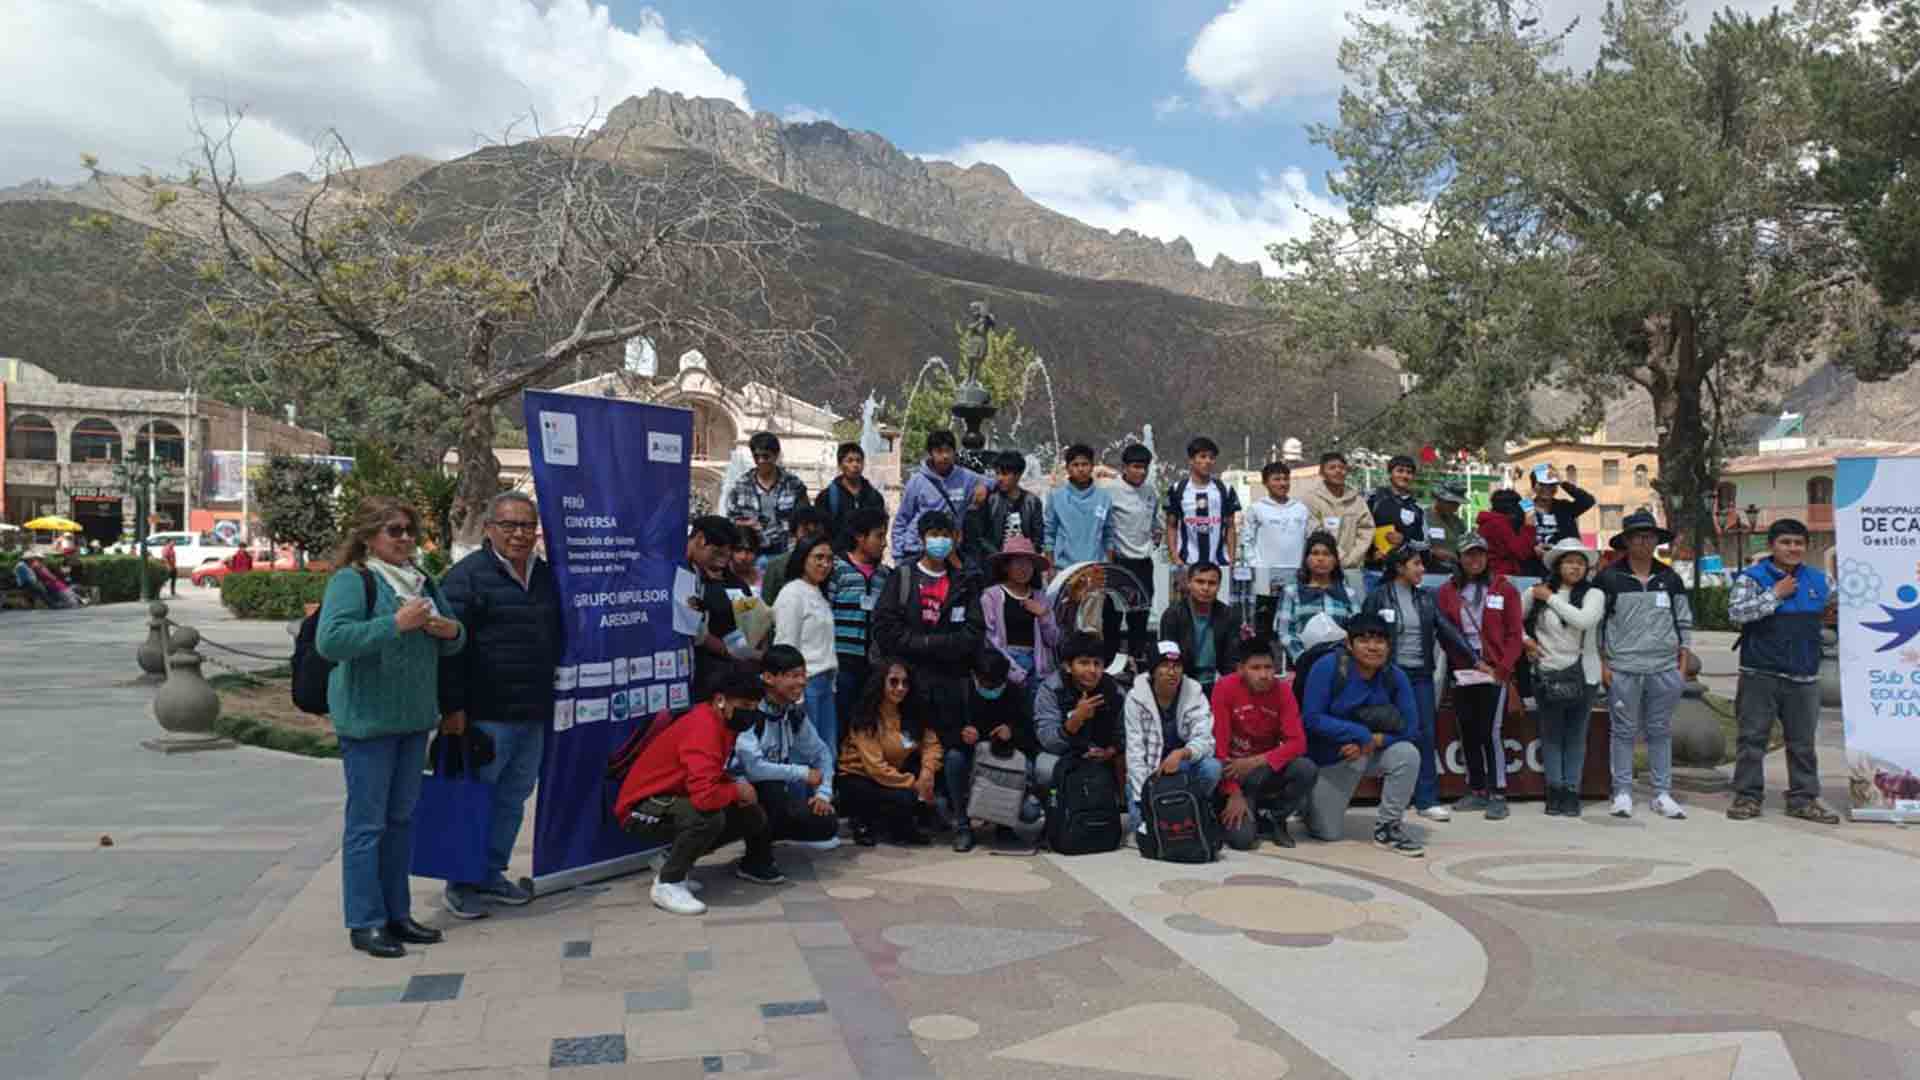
[451,401,499,552]
[1648,305,1715,581]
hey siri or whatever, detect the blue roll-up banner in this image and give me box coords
[523,389,692,890]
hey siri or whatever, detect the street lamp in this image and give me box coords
[1741,503,1761,565]
[115,446,176,602]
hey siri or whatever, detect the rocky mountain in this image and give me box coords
[599,90,1263,305]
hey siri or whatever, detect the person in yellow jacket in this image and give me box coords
[835,659,942,846]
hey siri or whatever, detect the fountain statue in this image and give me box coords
[858,392,889,463]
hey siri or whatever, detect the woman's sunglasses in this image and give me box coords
[885,676,910,688]
[382,523,418,539]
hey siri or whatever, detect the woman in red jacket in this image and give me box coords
[1475,488,1540,578]
[1435,534,1525,819]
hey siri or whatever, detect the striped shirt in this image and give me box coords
[829,556,889,662]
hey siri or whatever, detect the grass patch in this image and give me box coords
[213,668,337,758]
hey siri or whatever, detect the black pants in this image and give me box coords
[1102,556,1156,664]
[626,795,768,883]
[754,781,839,853]
[1454,683,1504,793]
[1222,758,1319,850]
[835,752,926,838]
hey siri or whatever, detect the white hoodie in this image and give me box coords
[1123,674,1218,802]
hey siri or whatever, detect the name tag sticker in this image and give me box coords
[1428,527,1447,540]
[950,608,967,623]
[861,592,878,611]
[1655,591,1671,609]
[1232,565,1253,581]
[1487,594,1506,611]
[1381,608,1397,623]
[1325,516,1341,531]
[1400,508,1416,525]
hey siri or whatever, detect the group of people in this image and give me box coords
[9,552,84,609]
[313,427,1841,953]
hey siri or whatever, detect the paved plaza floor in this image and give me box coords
[5,597,1920,1080]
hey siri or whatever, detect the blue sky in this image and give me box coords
[5,1,1774,272]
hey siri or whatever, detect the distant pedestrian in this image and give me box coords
[319,497,465,958]
[436,492,561,919]
[161,540,178,596]
[1727,519,1840,824]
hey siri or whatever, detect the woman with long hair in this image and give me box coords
[835,659,942,846]
[318,496,465,958]
[1275,531,1354,663]
[979,538,1059,700]
[772,535,840,751]
[1434,534,1525,820]
[1522,539,1605,816]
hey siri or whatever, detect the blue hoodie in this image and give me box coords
[890,459,986,561]
[1297,649,1418,766]
[1045,481,1115,566]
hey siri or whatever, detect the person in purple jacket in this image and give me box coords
[891,430,987,565]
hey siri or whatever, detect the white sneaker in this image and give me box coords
[650,880,706,916]
[1610,793,1634,818]
[782,836,841,851]
[647,852,703,892]
[1417,805,1453,822]
[1652,792,1687,819]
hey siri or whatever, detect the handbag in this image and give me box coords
[1535,661,1587,705]
[408,733,494,883]
[1350,702,1405,735]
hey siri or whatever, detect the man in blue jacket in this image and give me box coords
[1727,519,1840,823]
[891,430,987,565]
[1045,443,1114,567]
[437,492,563,916]
[731,645,842,881]
[1297,612,1425,856]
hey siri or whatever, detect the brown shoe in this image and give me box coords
[1785,799,1841,824]
[1726,796,1762,820]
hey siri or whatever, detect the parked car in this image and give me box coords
[191,549,296,587]
[117,531,240,571]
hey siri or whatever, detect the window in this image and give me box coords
[1807,475,1833,505]
[1633,464,1649,488]
[1602,459,1621,485]
[135,421,186,468]
[1562,465,1578,485]
[7,414,57,461]
[1600,504,1625,530]
[70,418,122,463]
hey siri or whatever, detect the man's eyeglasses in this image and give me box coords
[382,524,417,539]
[492,521,538,534]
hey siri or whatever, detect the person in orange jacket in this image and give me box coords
[614,664,778,916]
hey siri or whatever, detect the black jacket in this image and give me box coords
[870,562,984,685]
[1533,484,1597,548]
[1367,486,1428,567]
[966,488,1046,565]
[1362,579,1472,674]
[963,680,1040,758]
[437,544,564,725]
[1156,600,1244,681]
[820,476,887,552]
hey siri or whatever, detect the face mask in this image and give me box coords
[975,682,1006,701]
[925,537,954,560]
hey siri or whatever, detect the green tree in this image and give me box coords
[1268,0,1914,560]
[898,320,1040,461]
[253,454,341,567]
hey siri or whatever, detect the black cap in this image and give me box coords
[1345,611,1392,639]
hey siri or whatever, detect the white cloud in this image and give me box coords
[0,0,750,185]
[779,104,838,126]
[1182,0,1802,114]
[922,140,1346,274]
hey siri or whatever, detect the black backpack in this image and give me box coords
[1289,642,1349,710]
[1136,770,1223,863]
[1044,754,1122,855]
[290,569,375,715]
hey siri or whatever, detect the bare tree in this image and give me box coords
[84,104,840,543]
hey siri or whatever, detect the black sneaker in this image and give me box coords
[853,821,878,847]
[892,829,932,847]
[1484,794,1510,821]
[952,825,976,853]
[1372,822,1425,858]
[734,858,787,886]
[1269,817,1296,848]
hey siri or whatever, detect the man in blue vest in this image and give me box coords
[1726,518,1839,823]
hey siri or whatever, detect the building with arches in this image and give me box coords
[2,359,329,546]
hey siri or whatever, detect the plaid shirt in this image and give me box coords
[725,468,809,554]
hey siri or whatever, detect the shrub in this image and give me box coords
[1690,585,1731,632]
[221,571,332,620]
[2,554,168,604]
[214,712,339,758]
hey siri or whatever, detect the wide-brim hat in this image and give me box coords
[1457,531,1490,554]
[1609,510,1674,550]
[988,536,1052,576]
[1542,537,1597,574]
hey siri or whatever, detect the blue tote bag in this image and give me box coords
[409,733,493,883]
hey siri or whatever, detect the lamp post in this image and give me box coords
[1740,503,1761,566]
[116,447,176,602]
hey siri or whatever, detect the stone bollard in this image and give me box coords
[142,625,238,754]
[137,600,170,677]
[1670,678,1727,768]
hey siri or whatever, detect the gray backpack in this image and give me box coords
[968,746,1030,828]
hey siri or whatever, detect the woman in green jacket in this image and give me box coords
[318,496,465,958]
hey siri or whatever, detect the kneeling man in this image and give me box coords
[1300,613,1425,857]
[732,645,844,878]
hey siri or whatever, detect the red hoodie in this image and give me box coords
[1209,672,1307,796]
[613,702,741,819]
[1474,509,1538,578]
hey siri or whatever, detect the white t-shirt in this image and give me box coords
[1246,497,1311,575]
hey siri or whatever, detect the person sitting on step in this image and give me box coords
[835,659,941,846]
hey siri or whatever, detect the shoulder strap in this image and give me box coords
[357,567,376,619]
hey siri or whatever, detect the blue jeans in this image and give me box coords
[834,661,868,742]
[339,730,430,929]
[463,722,545,884]
[1538,685,1595,789]
[804,670,839,756]
[1401,668,1440,809]
[1130,754,1223,822]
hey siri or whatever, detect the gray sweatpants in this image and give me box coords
[1608,668,1684,797]
[1732,671,1822,805]
[1306,740,1418,841]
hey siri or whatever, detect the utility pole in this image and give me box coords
[240,407,250,545]
[182,387,194,534]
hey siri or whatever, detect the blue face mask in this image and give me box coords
[925,537,954,560]
[975,682,1006,701]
